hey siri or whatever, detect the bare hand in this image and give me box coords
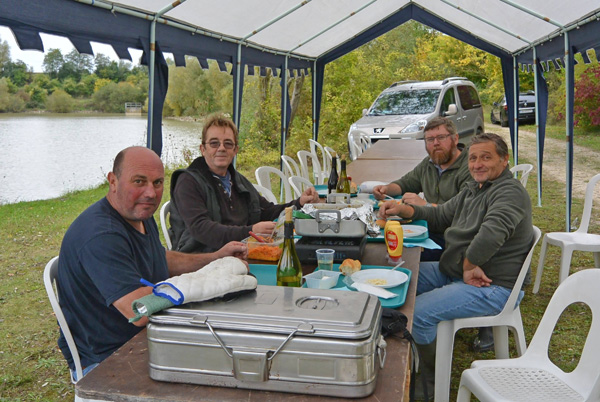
[377,200,414,219]
[252,221,276,235]
[401,192,426,206]
[299,187,320,205]
[463,266,492,287]
[372,185,388,200]
[217,241,248,261]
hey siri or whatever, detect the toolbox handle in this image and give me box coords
[315,209,342,234]
[377,335,387,369]
[190,315,315,361]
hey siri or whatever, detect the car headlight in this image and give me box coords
[400,119,428,133]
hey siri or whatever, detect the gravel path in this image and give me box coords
[484,123,600,199]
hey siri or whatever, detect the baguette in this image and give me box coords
[339,259,361,276]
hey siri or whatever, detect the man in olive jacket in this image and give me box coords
[379,133,533,400]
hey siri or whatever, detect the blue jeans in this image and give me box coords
[71,363,99,382]
[412,262,522,345]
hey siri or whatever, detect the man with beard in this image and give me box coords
[373,117,471,261]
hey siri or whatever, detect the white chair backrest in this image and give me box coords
[281,155,301,178]
[502,225,542,314]
[349,139,363,161]
[288,175,315,198]
[44,256,84,383]
[297,150,323,184]
[510,163,534,188]
[324,146,340,172]
[159,201,173,250]
[359,132,372,150]
[254,166,293,203]
[252,183,278,204]
[578,173,600,234]
[527,268,600,389]
[309,139,329,175]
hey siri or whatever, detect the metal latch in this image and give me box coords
[315,209,342,234]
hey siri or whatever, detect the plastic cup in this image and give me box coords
[316,248,335,271]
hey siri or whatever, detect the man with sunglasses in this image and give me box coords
[169,113,319,254]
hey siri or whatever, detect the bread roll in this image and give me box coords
[376,219,386,229]
[339,259,361,276]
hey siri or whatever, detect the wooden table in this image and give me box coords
[359,139,428,161]
[75,245,420,401]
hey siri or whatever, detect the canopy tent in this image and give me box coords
[2,0,600,230]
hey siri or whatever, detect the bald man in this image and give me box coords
[56,146,247,380]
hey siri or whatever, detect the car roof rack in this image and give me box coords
[442,77,468,85]
[388,80,420,88]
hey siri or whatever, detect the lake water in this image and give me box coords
[0,114,204,204]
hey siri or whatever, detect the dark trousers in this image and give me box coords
[421,232,445,262]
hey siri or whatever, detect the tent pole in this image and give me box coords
[513,56,519,164]
[564,32,573,232]
[312,60,317,142]
[533,47,542,207]
[281,56,289,159]
[147,1,185,151]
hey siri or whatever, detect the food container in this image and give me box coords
[242,234,283,261]
[302,270,341,289]
[147,285,385,398]
[295,209,367,238]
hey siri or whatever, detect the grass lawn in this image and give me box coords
[1,136,598,400]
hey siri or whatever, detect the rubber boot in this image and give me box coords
[472,326,495,353]
[414,341,436,401]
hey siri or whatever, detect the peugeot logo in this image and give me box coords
[373,128,385,134]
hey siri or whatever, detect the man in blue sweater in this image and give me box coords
[379,133,533,400]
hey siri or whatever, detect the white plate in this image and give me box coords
[401,224,428,238]
[351,269,409,289]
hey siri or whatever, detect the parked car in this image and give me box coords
[347,77,484,158]
[490,91,536,127]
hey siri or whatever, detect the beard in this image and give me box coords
[430,147,453,165]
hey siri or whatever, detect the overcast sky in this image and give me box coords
[0,26,142,72]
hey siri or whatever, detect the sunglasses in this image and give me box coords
[204,140,237,150]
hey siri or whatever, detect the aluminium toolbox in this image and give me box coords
[295,209,367,238]
[147,285,385,398]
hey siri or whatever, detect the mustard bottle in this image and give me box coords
[384,220,404,263]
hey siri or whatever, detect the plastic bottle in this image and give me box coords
[276,207,303,287]
[384,220,404,263]
[336,155,350,194]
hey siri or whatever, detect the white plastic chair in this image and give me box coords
[533,173,600,294]
[288,175,315,198]
[44,257,107,402]
[254,166,293,203]
[44,256,85,383]
[434,226,542,402]
[510,163,534,187]
[297,150,323,185]
[309,139,329,181]
[252,183,278,204]
[159,201,173,250]
[281,155,302,179]
[457,269,600,402]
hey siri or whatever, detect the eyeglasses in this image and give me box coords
[424,133,453,144]
[205,140,237,150]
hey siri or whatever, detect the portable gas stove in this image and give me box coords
[296,235,367,263]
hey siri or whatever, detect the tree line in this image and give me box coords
[1,22,598,162]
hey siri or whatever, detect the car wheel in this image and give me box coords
[490,110,497,124]
[501,118,508,127]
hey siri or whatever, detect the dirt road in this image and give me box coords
[484,123,600,199]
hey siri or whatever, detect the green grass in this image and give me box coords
[0,130,599,400]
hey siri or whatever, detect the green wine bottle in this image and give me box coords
[276,207,303,287]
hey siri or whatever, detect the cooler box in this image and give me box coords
[147,285,385,398]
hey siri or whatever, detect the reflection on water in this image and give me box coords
[0,113,203,204]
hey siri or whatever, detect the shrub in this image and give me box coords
[45,89,74,113]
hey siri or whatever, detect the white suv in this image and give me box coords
[348,77,484,157]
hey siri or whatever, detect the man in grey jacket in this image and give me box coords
[379,133,533,400]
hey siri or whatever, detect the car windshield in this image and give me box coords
[368,89,441,116]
